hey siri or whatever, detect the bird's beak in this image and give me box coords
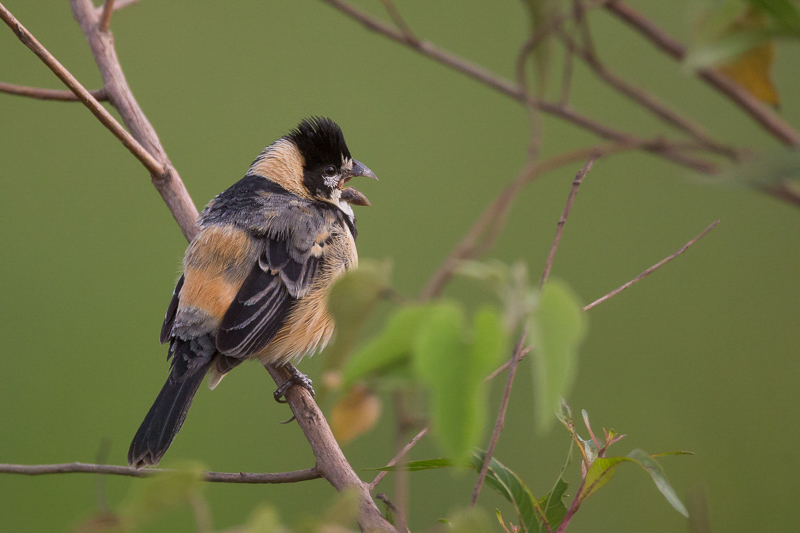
[340,187,371,207]
[338,159,378,206]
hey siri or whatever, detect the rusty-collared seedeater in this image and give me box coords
[127,117,376,467]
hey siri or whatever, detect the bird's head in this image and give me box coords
[250,117,377,207]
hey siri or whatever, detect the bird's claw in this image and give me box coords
[273,364,315,403]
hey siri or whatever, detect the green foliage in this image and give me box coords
[530,280,588,433]
[341,304,428,387]
[686,0,800,69]
[414,304,505,462]
[470,451,552,533]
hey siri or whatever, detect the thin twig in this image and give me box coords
[0,462,322,484]
[99,0,114,32]
[0,81,107,101]
[420,140,663,300]
[369,426,429,492]
[540,155,597,287]
[0,4,165,179]
[604,0,800,147]
[376,493,409,533]
[319,0,718,174]
[471,327,529,506]
[583,219,720,311]
[378,0,417,42]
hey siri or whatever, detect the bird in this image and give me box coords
[127,117,377,467]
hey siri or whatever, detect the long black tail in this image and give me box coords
[127,360,210,467]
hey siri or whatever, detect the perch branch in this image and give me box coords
[0,81,107,101]
[266,365,394,532]
[540,155,597,286]
[583,219,720,311]
[0,462,321,484]
[604,0,800,148]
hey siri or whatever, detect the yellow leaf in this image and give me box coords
[330,385,381,443]
[719,40,779,106]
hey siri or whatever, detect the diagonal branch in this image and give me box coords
[0,3,164,179]
[266,365,394,531]
[559,32,743,160]
[540,155,597,286]
[471,328,529,506]
[0,462,321,484]
[604,0,800,148]
[583,219,720,311]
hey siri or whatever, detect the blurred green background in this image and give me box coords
[1,0,798,531]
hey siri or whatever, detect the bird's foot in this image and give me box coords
[273,363,315,404]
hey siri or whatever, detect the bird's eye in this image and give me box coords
[323,165,337,177]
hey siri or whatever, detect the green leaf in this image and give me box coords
[413,304,505,462]
[627,449,689,518]
[368,457,457,472]
[341,304,429,387]
[530,280,587,433]
[577,451,689,518]
[747,0,800,31]
[471,451,546,533]
[578,456,626,504]
[539,477,569,531]
[324,259,392,372]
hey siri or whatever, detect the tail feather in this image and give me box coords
[128,362,210,467]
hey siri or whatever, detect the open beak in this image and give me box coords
[338,159,378,206]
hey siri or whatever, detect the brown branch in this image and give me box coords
[471,327,528,506]
[604,0,800,148]
[266,365,395,532]
[560,32,743,160]
[69,0,200,241]
[319,0,717,174]
[0,81,107,101]
[99,0,114,32]
[0,462,321,484]
[369,426,429,492]
[378,0,417,42]
[583,219,720,311]
[540,155,597,286]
